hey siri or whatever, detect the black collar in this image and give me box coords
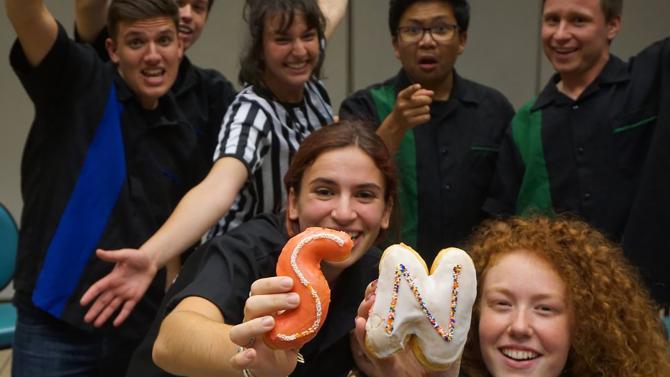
[532,54,629,111]
[395,69,479,105]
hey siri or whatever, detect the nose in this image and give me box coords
[291,39,308,57]
[144,42,161,64]
[508,309,533,339]
[553,20,571,42]
[180,4,192,22]
[330,196,357,224]
[418,29,437,47]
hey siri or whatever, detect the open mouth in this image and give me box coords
[500,348,540,362]
[418,56,438,71]
[178,26,193,35]
[285,61,310,72]
[142,68,166,85]
[345,231,361,242]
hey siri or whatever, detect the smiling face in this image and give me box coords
[392,1,466,93]
[262,11,321,103]
[176,0,209,50]
[107,16,183,109]
[478,251,572,377]
[541,0,620,86]
[288,146,392,281]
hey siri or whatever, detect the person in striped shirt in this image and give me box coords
[79,0,349,329]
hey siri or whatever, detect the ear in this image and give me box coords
[606,16,621,41]
[381,201,393,230]
[288,187,299,221]
[392,37,401,60]
[105,37,120,64]
[457,30,468,55]
[177,35,185,60]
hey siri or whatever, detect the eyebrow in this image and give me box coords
[485,286,564,301]
[308,177,383,191]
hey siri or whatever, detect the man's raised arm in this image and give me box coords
[75,0,109,43]
[5,0,58,67]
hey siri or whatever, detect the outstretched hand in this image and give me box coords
[228,276,302,377]
[80,248,158,327]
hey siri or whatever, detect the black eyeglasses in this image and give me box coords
[397,23,460,43]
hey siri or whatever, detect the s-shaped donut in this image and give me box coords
[265,227,352,349]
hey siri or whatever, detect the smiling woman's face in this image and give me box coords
[478,250,572,377]
[288,145,391,280]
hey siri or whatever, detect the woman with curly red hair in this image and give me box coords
[353,216,670,377]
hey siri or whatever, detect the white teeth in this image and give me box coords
[143,69,163,77]
[286,62,307,69]
[501,348,539,361]
[346,232,360,241]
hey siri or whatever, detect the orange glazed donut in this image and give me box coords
[265,227,352,349]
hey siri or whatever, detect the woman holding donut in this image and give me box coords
[352,216,670,377]
[123,121,396,377]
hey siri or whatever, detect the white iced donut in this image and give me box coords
[365,244,477,370]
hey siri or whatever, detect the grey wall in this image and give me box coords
[1,0,669,223]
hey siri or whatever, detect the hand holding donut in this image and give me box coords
[229,276,301,377]
[266,227,353,349]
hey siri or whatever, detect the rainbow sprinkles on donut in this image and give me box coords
[366,244,477,370]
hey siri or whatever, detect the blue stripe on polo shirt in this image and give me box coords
[32,85,126,317]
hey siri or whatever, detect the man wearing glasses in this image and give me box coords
[340,0,514,261]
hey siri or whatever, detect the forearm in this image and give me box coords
[376,113,406,156]
[318,0,348,40]
[154,309,239,376]
[6,0,58,66]
[75,0,109,42]
[140,157,248,268]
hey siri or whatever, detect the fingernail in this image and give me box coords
[262,316,274,327]
[287,293,300,305]
[280,277,293,288]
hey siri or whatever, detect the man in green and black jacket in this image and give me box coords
[484,0,670,307]
[340,0,514,263]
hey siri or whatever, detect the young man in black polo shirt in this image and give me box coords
[74,0,237,297]
[6,0,195,375]
[484,0,670,309]
[340,0,514,262]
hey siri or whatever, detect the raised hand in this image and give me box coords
[80,248,158,327]
[389,83,434,132]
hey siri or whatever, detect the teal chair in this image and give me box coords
[0,202,18,349]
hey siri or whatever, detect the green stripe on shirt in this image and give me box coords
[512,100,553,216]
[370,85,418,248]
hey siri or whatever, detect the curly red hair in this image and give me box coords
[462,216,670,377]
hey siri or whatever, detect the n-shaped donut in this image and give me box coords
[265,227,352,349]
[365,244,477,370]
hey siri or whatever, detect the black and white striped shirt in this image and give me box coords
[209,78,333,237]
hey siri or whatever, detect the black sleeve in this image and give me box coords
[10,22,107,123]
[166,215,286,324]
[74,25,110,61]
[339,90,381,125]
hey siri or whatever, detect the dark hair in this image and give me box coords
[284,121,397,237]
[238,0,326,88]
[542,0,622,22]
[388,0,471,38]
[207,0,214,12]
[108,0,179,41]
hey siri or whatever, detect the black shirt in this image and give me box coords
[10,24,200,339]
[485,38,670,304]
[126,213,381,377]
[340,70,514,262]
